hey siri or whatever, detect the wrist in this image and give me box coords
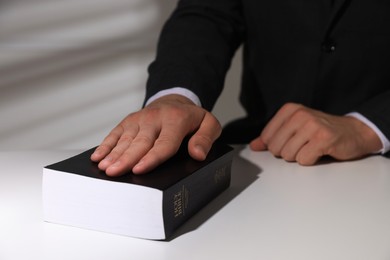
[146,94,198,107]
[346,112,389,154]
[346,115,383,154]
[145,87,202,107]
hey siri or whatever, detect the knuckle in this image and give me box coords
[260,133,271,145]
[168,106,189,119]
[297,154,316,166]
[280,149,295,162]
[105,150,120,160]
[305,118,320,129]
[293,107,312,119]
[119,113,138,127]
[267,143,281,157]
[281,103,293,111]
[296,146,323,166]
[142,107,161,122]
[104,129,123,143]
[201,112,222,137]
[118,134,134,143]
[98,143,114,151]
[281,102,301,112]
[133,135,154,146]
[315,128,334,142]
[195,134,214,146]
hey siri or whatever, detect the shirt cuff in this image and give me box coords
[346,112,390,154]
[145,87,202,107]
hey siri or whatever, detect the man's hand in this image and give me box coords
[250,103,382,165]
[90,94,221,176]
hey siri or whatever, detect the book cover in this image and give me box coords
[42,141,234,240]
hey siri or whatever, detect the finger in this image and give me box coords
[105,123,160,176]
[188,113,222,161]
[249,136,267,151]
[90,127,124,162]
[265,124,296,157]
[126,106,209,174]
[295,140,325,166]
[260,103,303,145]
[266,109,311,156]
[279,123,316,162]
[97,125,139,171]
[131,116,193,174]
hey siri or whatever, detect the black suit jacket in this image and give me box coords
[146,0,390,144]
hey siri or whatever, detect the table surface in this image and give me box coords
[1,147,390,260]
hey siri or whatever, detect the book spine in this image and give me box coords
[162,150,234,239]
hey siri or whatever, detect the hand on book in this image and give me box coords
[90,94,222,176]
[249,103,382,165]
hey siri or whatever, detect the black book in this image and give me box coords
[42,141,234,240]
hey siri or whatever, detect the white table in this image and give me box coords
[1,147,390,260]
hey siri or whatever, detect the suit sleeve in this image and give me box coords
[144,0,244,111]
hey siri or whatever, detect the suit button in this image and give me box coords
[321,39,336,53]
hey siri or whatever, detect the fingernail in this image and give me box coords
[195,145,206,158]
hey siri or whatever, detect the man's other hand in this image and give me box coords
[250,103,382,165]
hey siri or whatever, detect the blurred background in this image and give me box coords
[0,0,244,150]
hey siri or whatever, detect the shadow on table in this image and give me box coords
[168,145,262,241]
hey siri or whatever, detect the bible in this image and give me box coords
[42,141,234,240]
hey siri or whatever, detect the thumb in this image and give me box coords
[249,136,267,151]
[188,112,222,161]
